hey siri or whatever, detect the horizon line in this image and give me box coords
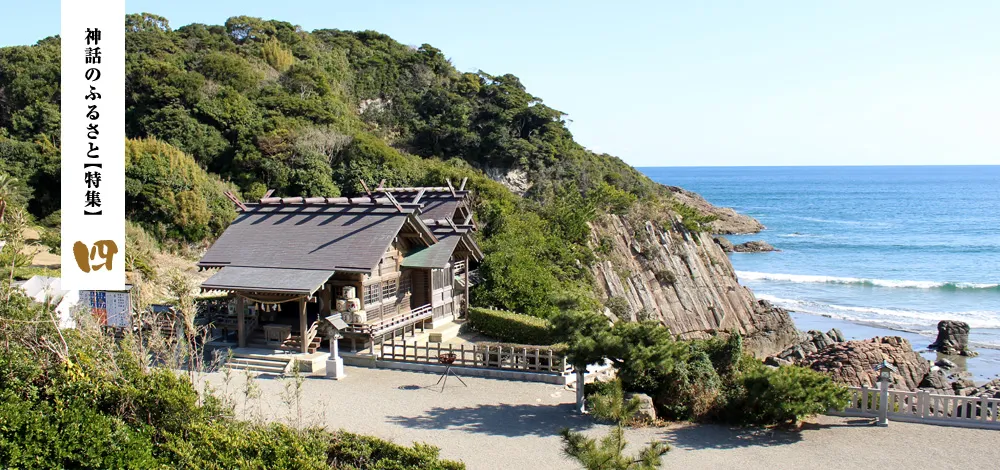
[634,164,1000,168]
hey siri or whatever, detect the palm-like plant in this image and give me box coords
[560,425,669,470]
[560,381,670,469]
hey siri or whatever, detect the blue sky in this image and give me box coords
[2,1,997,166]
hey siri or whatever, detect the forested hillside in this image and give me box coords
[1,12,691,318]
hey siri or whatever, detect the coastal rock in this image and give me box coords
[732,241,779,253]
[800,336,931,390]
[919,369,950,392]
[768,329,845,363]
[664,185,765,234]
[952,378,977,395]
[713,236,736,253]
[934,358,958,370]
[929,320,977,357]
[713,237,780,253]
[624,393,657,424]
[590,213,800,358]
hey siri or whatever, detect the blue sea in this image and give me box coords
[640,166,1000,348]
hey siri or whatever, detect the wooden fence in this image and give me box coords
[836,386,1000,430]
[380,340,571,375]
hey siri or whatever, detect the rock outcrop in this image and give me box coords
[589,213,799,358]
[766,329,845,366]
[929,320,977,357]
[714,237,779,253]
[799,337,931,390]
[484,167,532,196]
[664,186,764,234]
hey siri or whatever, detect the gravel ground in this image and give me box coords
[201,366,1000,470]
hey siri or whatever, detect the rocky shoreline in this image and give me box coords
[785,312,1000,389]
[664,185,765,234]
[713,236,779,253]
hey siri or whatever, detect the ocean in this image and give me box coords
[640,166,1000,349]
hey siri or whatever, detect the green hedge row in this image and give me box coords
[467,307,554,345]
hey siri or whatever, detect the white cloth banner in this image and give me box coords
[60,0,126,290]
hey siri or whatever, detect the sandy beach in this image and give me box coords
[201,365,1000,469]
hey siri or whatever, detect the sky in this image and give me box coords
[1,1,997,167]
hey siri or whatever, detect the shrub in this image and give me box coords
[604,296,630,320]
[584,379,650,426]
[723,364,851,426]
[670,201,717,233]
[0,291,466,470]
[262,38,295,72]
[327,431,465,470]
[601,321,846,426]
[466,307,554,345]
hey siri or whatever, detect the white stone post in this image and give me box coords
[877,376,890,427]
[576,368,586,414]
[326,333,346,380]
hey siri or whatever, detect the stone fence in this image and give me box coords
[834,386,1000,430]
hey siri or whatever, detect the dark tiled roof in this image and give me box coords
[198,204,433,272]
[202,267,334,295]
[380,188,471,224]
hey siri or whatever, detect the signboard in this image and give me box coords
[60,0,126,290]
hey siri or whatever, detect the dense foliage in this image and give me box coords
[125,138,239,241]
[0,289,463,469]
[0,12,698,318]
[466,307,554,344]
[554,313,850,426]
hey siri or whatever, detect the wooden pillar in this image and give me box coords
[299,298,308,354]
[236,295,246,348]
[464,256,470,316]
[321,284,332,316]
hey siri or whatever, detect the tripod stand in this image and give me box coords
[435,353,468,392]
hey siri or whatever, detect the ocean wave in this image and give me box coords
[737,271,1000,291]
[755,294,1000,331]
[788,216,894,228]
[778,232,820,238]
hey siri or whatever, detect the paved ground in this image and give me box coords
[202,366,1000,470]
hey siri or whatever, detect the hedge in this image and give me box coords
[467,307,554,345]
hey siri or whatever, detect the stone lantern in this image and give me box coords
[324,314,349,380]
[873,359,898,426]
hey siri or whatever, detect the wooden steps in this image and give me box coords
[246,331,322,354]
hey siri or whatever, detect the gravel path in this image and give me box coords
[201,366,1000,469]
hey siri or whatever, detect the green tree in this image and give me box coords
[550,310,616,413]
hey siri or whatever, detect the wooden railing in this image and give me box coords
[836,386,1000,429]
[347,304,433,337]
[379,340,571,374]
[304,320,319,347]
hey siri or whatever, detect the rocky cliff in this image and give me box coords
[589,212,799,357]
[665,186,764,234]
